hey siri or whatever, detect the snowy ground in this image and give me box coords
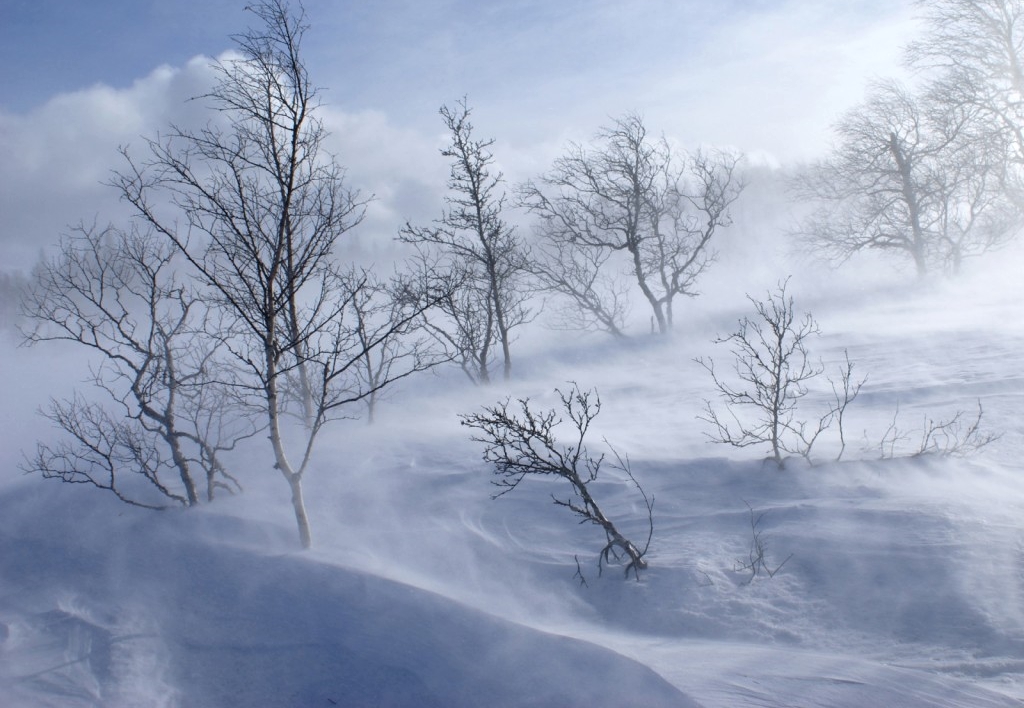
[2,260,1023,707]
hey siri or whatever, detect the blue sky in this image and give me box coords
[0,0,919,271]
[2,0,917,133]
[1,0,238,110]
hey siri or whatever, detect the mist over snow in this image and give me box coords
[4,257,1024,706]
[4,0,1024,705]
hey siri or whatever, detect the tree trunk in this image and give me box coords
[288,299,315,429]
[573,473,647,572]
[270,419,313,549]
[477,303,494,384]
[890,131,929,278]
[288,472,312,549]
[167,430,199,506]
[770,332,785,466]
[158,346,199,505]
[491,283,512,381]
[265,332,312,549]
[629,244,668,334]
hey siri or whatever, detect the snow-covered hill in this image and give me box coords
[2,263,1023,707]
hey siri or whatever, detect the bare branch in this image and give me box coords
[21,224,248,507]
[873,399,999,458]
[400,98,532,382]
[733,501,792,584]
[520,114,743,334]
[461,384,651,579]
[699,279,860,466]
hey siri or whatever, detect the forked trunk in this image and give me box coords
[266,337,313,549]
[574,473,647,574]
[167,430,200,506]
[159,346,199,505]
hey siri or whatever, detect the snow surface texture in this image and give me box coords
[2,261,1024,707]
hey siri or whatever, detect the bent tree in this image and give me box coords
[115,0,430,547]
[461,384,653,579]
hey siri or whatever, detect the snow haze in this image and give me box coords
[3,1,1024,706]
[3,267,1024,705]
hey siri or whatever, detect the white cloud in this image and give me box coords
[0,55,449,272]
[614,0,921,162]
[0,1,922,272]
[320,107,447,245]
[308,0,920,169]
[0,56,223,272]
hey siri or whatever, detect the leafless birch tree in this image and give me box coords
[113,0,434,547]
[21,224,248,507]
[400,99,530,383]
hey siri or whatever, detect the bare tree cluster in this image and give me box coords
[401,99,531,383]
[520,114,743,336]
[795,80,1019,275]
[110,0,445,547]
[796,0,1024,275]
[698,279,864,467]
[461,384,653,578]
[22,1,443,547]
[21,0,1012,571]
[697,279,1001,471]
[21,225,250,507]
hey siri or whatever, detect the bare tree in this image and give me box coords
[400,99,530,383]
[395,256,494,384]
[907,0,1024,168]
[20,224,248,506]
[348,270,441,424]
[734,501,792,584]
[932,116,1021,272]
[27,395,185,509]
[461,384,653,579]
[698,279,864,467]
[519,114,742,334]
[795,79,1020,275]
[530,228,631,338]
[829,352,863,462]
[113,1,434,548]
[876,400,999,458]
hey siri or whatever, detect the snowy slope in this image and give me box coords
[0,483,691,707]
[2,261,1024,706]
